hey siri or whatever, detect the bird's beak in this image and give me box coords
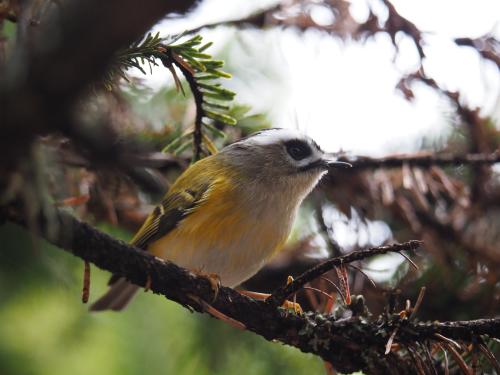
[324,159,352,169]
[300,157,352,172]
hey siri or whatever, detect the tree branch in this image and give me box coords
[3,206,499,373]
[267,240,422,306]
[338,152,500,170]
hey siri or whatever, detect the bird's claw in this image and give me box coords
[193,269,221,302]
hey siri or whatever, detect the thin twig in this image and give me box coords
[406,345,427,375]
[82,261,90,303]
[385,328,399,355]
[398,251,419,271]
[314,198,342,256]
[304,284,320,309]
[348,264,377,288]
[303,287,336,304]
[268,240,422,306]
[477,341,500,374]
[189,294,246,331]
[441,342,472,375]
[409,287,426,319]
[319,276,346,305]
[471,341,478,375]
[434,333,462,351]
[419,342,438,375]
[437,343,450,375]
[335,265,351,305]
[144,274,152,292]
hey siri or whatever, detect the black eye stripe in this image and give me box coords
[285,139,312,161]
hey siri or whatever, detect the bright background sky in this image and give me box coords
[134,0,500,276]
[126,0,500,273]
[137,0,500,156]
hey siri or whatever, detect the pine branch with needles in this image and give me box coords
[104,32,237,161]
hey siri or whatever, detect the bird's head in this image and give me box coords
[221,128,350,189]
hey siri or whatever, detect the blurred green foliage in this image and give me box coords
[0,224,324,375]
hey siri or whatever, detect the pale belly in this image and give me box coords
[147,207,293,287]
[152,238,270,287]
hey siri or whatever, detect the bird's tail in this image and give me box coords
[89,278,139,312]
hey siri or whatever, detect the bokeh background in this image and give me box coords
[1,0,499,374]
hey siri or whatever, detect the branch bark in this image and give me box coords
[337,152,500,171]
[3,206,499,374]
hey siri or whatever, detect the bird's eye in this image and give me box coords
[285,140,312,161]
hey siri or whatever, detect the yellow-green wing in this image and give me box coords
[107,161,215,286]
[131,155,220,249]
[130,184,210,250]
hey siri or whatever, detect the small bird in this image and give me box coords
[90,128,349,311]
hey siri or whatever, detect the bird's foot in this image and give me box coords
[192,269,221,302]
[238,290,303,315]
